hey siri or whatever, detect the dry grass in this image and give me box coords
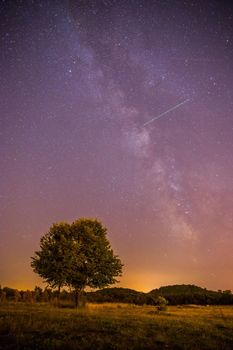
[0,302,233,349]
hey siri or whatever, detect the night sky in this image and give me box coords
[1,0,233,292]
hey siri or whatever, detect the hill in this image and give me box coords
[148,284,233,305]
[86,287,151,305]
[85,284,233,305]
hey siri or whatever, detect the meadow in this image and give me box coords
[0,302,233,350]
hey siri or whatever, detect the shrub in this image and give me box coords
[156,296,168,311]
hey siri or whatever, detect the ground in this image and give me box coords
[0,302,233,349]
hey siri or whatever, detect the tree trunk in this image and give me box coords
[75,289,83,308]
[57,284,61,307]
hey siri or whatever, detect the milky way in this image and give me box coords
[1,0,233,291]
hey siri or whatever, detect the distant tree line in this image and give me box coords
[0,285,85,306]
[1,285,232,306]
[0,286,52,303]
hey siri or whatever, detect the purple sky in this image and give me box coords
[1,0,233,292]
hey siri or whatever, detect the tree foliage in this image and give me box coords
[68,219,123,289]
[31,218,123,306]
[31,222,72,293]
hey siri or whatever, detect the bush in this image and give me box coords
[156,296,168,311]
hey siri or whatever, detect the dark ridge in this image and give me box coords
[85,284,233,305]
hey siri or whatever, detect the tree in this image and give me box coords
[31,218,123,307]
[22,290,33,303]
[0,286,6,303]
[31,222,72,302]
[34,286,43,302]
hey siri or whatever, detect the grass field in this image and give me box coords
[0,302,233,349]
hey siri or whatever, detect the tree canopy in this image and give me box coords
[31,218,123,306]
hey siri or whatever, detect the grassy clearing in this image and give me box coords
[0,302,233,349]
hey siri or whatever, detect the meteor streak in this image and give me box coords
[143,98,190,126]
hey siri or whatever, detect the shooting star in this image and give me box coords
[143,98,190,127]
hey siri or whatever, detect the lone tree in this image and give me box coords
[31,218,123,307]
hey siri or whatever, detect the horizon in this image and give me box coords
[1,281,232,294]
[2,273,232,295]
[1,1,233,292]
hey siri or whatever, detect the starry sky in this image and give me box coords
[1,0,233,292]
